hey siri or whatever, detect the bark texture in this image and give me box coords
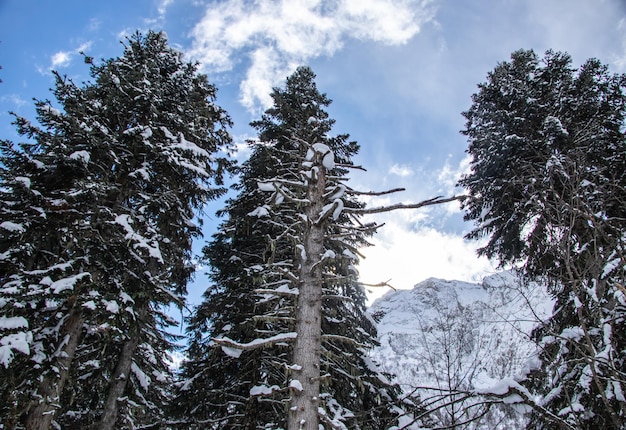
[25,309,83,430]
[97,303,145,430]
[288,153,326,430]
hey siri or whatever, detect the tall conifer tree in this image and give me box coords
[175,67,409,429]
[459,49,626,429]
[0,31,233,429]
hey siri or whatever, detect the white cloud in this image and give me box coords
[350,169,493,305]
[139,0,174,28]
[157,0,174,18]
[437,154,471,190]
[359,213,496,305]
[49,42,92,70]
[51,51,71,68]
[189,0,437,112]
[229,133,257,162]
[389,163,414,177]
[239,46,285,111]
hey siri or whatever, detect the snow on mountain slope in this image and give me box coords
[368,271,553,429]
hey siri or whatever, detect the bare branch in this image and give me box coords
[334,162,367,171]
[347,187,406,196]
[347,195,464,215]
[358,279,397,291]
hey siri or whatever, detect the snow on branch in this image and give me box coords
[0,331,32,368]
[250,384,283,397]
[112,214,164,263]
[0,221,25,233]
[254,284,300,296]
[213,332,297,357]
[49,272,91,294]
[474,378,578,430]
[274,266,301,284]
[315,199,344,225]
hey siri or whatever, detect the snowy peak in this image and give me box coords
[369,272,553,429]
[372,277,488,321]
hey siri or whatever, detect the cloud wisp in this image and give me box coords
[389,163,415,177]
[188,0,438,112]
[47,42,92,71]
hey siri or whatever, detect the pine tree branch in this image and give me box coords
[336,221,384,236]
[212,332,297,351]
[321,334,366,348]
[321,294,355,303]
[252,315,296,323]
[255,287,299,296]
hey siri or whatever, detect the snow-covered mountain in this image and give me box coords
[369,271,554,429]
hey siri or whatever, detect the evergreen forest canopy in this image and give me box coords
[0,31,624,430]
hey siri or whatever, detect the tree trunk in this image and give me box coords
[25,308,83,430]
[288,153,326,430]
[97,334,140,430]
[97,304,144,430]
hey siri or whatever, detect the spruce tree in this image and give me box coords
[0,112,94,429]
[459,49,626,429]
[173,149,290,429]
[174,67,412,429]
[0,30,233,429]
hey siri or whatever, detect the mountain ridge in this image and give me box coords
[368,271,553,429]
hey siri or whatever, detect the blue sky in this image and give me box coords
[2,0,626,305]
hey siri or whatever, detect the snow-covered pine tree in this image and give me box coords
[174,67,411,429]
[171,137,294,429]
[0,111,95,430]
[459,49,626,429]
[171,162,279,429]
[0,30,233,429]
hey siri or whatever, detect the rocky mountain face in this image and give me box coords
[368,271,554,429]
